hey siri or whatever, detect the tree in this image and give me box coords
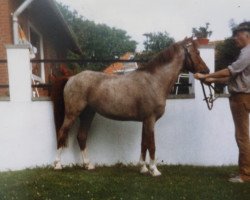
[143,32,175,53]
[215,20,240,71]
[215,39,240,71]
[57,3,137,71]
[214,21,241,92]
[135,31,174,61]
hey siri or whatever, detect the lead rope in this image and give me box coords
[200,81,218,110]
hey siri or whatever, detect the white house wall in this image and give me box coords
[0,45,243,171]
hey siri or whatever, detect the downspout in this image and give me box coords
[12,0,36,44]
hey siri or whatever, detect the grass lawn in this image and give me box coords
[0,165,250,200]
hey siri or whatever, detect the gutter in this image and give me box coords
[12,0,36,44]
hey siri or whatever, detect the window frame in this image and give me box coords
[28,21,45,83]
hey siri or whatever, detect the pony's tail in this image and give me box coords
[50,76,69,140]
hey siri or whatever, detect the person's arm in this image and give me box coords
[204,77,230,84]
[194,68,231,80]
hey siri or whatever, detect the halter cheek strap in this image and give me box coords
[182,46,195,73]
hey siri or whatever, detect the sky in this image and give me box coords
[57,0,250,50]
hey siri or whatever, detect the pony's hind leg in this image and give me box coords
[77,106,96,170]
[54,113,79,170]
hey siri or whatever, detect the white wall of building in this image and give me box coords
[0,45,242,171]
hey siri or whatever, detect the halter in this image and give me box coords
[182,45,195,73]
[182,45,218,110]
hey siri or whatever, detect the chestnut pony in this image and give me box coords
[52,37,209,176]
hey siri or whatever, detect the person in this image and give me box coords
[194,21,250,183]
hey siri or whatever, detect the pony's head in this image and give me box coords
[181,37,210,74]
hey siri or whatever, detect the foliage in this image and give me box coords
[214,21,241,92]
[143,32,175,53]
[216,19,248,71]
[192,23,212,38]
[0,165,250,200]
[215,39,241,71]
[136,31,175,61]
[57,3,137,71]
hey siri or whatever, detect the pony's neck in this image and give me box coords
[155,50,185,96]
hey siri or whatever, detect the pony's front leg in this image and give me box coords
[149,158,161,177]
[139,126,149,174]
[144,117,161,177]
[148,141,161,176]
[81,148,95,170]
[54,147,63,170]
[139,154,149,173]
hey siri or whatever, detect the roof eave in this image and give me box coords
[48,0,83,55]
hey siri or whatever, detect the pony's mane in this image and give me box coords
[138,43,181,72]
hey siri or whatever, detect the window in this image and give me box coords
[170,73,195,98]
[28,23,45,84]
[28,23,46,98]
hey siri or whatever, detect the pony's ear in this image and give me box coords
[186,36,193,41]
[182,36,193,45]
[182,37,188,45]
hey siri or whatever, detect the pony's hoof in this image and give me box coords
[86,163,95,170]
[54,162,62,170]
[150,169,162,177]
[140,165,149,174]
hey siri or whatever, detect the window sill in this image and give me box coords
[0,96,10,101]
[215,93,230,98]
[32,97,51,101]
[168,94,195,99]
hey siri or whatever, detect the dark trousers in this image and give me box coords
[229,93,250,176]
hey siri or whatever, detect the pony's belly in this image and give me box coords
[97,112,142,122]
[88,95,166,122]
[93,106,142,122]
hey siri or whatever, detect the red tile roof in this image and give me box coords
[103,53,133,74]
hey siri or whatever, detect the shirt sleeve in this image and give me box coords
[228,49,250,76]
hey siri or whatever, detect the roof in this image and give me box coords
[48,0,83,54]
[103,53,138,74]
[28,0,82,55]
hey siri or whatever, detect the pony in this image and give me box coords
[51,37,209,176]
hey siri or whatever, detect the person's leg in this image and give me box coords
[229,94,250,182]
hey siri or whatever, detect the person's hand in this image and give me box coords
[203,78,214,86]
[193,73,208,80]
[204,78,214,83]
